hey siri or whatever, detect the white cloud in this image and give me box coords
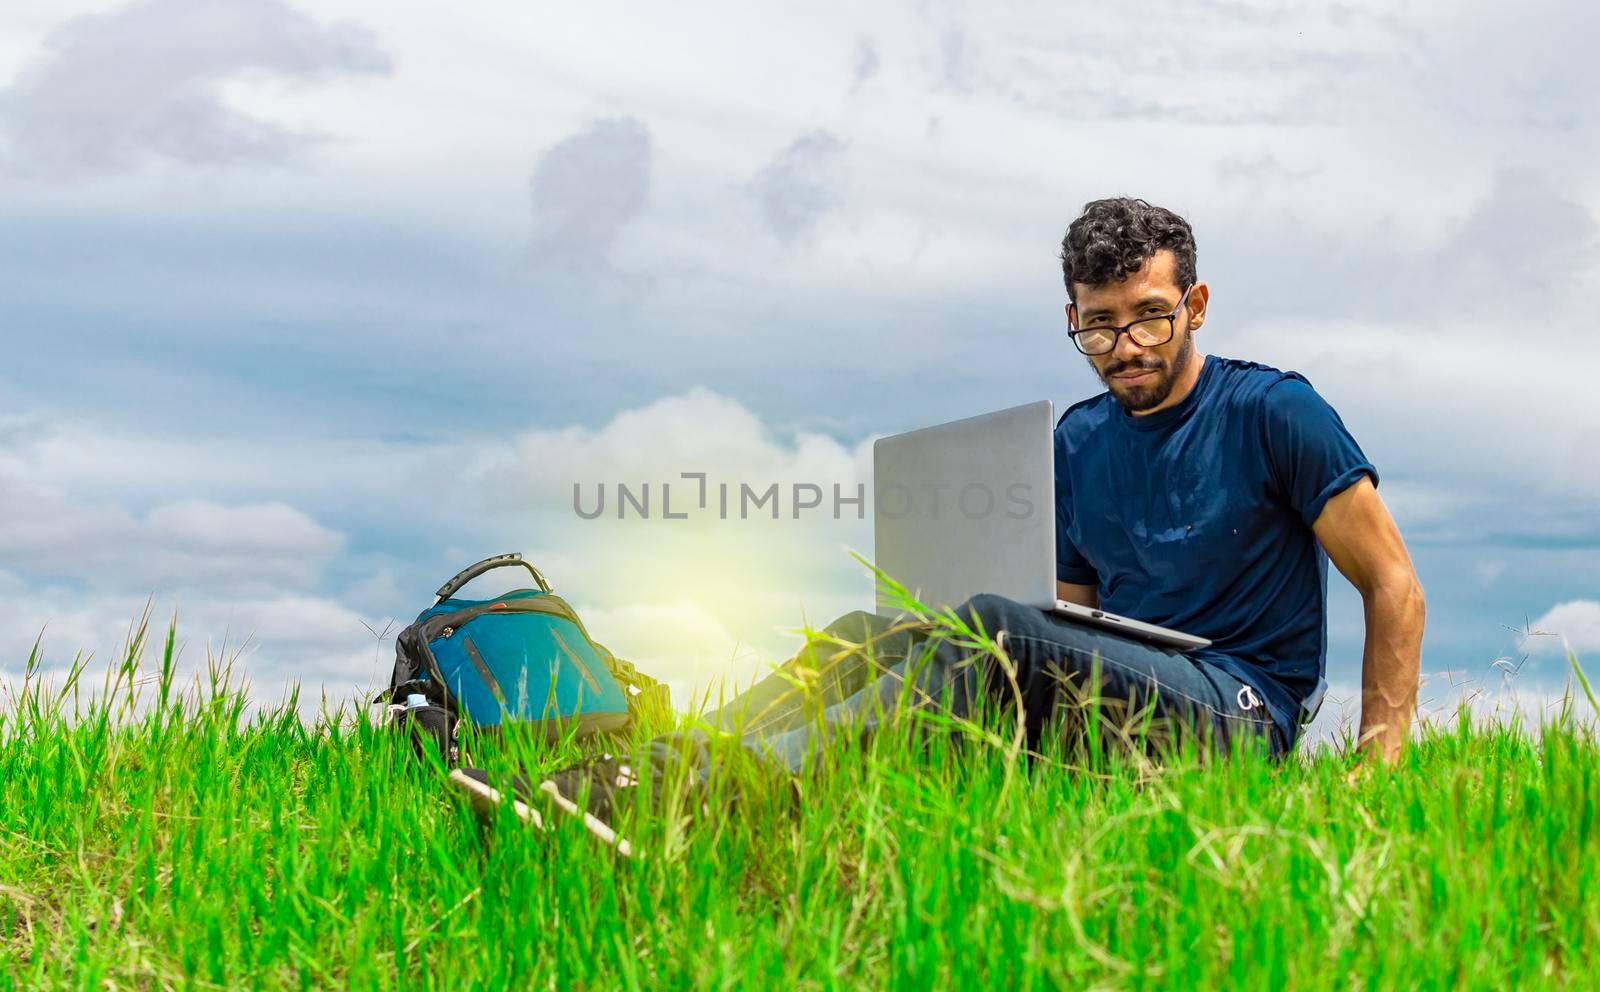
[849,38,879,93]
[0,573,388,711]
[479,386,869,510]
[144,499,340,559]
[0,461,343,594]
[0,418,371,705]
[0,389,879,708]
[0,0,390,177]
[467,387,876,691]
[1523,600,1600,655]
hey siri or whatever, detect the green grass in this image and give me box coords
[2,596,1598,990]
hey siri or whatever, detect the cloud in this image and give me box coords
[529,116,653,273]
[0,570,387,708]
[926,1,1409,125]
[0,0,391,178]
[466,387,876,690]
[936,26,977,94]
[900,0,1593,152]
[0,421,344,595]
[850,38,880,92]
[1215,151,1323,187]
[0,486,343,596]
[1444,166,1600,293]
[750,129,847,245]
[1523,600,1600,655]
[1210,166,1600,325]
[0,389,878,707]
[477,386,868,507]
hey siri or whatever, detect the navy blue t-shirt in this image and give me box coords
[1054,355,1377,747]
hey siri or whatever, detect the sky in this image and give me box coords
[1,0,1597,744]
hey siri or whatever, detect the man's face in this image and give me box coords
[1069,250,1206,414]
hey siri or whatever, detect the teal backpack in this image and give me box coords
[382,553,666,760]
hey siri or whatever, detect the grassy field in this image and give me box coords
[2,608,1598,991]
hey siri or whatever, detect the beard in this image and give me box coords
[1090,330,1194,413]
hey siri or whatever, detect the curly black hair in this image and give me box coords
[1059,197,1196,302]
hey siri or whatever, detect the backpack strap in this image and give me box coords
[434,552,551,603]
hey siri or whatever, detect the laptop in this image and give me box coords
[871,399,1211,652]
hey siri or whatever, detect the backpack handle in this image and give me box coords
[435,552,551,603]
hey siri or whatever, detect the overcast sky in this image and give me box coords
[2,0,1597,742]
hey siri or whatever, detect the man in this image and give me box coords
[528,197,1425,847]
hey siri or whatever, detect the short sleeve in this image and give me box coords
[1261,376,1379,527]
[1054,427,1099,585]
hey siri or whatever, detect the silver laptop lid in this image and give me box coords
[872,400,1056,615]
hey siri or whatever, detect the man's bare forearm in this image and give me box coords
[1357,575,1425,762]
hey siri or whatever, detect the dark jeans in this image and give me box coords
[652,593,1286,779]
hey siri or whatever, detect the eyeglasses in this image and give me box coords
[1068,285,1194,357]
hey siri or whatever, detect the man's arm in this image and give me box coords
[1310,475,1425,765]
[1056,580,1098,608]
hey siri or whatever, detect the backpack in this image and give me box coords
[380,553,667,762]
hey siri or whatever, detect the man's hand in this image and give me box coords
[1312,475,1425,766]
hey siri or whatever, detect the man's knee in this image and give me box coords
[957,592,1030,635]
[824,609,885,640]
[809,610,916,666]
